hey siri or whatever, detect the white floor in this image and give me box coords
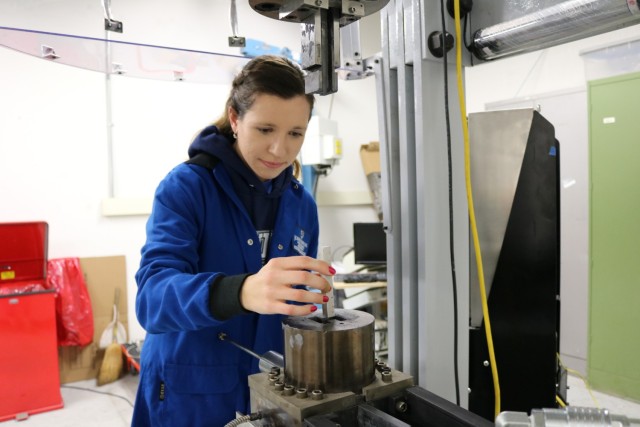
[10,375,139,427]
[7,374,640,426]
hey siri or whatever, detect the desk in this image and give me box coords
[333,281,388,360]
[333,281,387,289]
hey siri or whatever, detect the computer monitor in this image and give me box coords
[353,222,387,265]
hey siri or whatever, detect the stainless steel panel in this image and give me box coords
[467,108,535,327]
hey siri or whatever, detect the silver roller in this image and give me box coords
[282,308,376,393]
[474,0,640,61]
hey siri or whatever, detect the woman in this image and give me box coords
[133,55,334,426]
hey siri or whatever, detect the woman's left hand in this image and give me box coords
[239,256,334,316]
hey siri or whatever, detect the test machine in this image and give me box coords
[237,1,640,426]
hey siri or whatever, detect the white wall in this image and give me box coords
[465,24,640,375]
[7,0,632,371]
[0,1,381,342]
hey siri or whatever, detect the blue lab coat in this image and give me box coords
[132,133,319,426]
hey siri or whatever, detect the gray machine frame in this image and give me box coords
[248,0,640,418]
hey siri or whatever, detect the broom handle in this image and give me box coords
[112,288,120,343]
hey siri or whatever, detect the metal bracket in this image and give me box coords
[102,0,123,33]
[228,36,246,47]
[301,8,339,94]
[342,1,365,17]
[111,63,127,75]
[249,0,389,95]
[41,45,60,60]
[173,71,185,82]
[338,21,370,81]
[104,18,123,33]
[280,0,328,22]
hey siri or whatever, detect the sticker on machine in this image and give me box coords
[603,117,616,124]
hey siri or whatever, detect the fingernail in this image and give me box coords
[329,266,336,275]
[310,305,318,312]
[323,295,329,303]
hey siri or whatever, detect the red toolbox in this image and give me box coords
[0,222,64,421]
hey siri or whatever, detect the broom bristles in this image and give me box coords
[97,343,124,386]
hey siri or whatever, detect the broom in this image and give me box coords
[97,289,124,386]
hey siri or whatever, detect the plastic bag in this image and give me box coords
[0,283,47,295]
[46,258,94,346]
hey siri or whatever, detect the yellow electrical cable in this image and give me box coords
[556,395,567,408]
[453,0,501,418]
[557,353,601,408]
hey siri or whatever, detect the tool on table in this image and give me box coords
[218,332,283,373]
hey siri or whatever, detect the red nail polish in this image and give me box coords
[310,305,318,312]
[329,266,336,275]
[323,295,329,303]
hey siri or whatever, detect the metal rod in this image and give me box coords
[218,332,262,359]
[217,332,283,371]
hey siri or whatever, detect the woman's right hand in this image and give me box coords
[240,256,335,316]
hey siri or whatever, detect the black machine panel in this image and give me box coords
[469,112,562,420]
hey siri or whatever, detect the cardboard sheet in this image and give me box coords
[58,255,128,384]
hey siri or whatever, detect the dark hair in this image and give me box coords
[213,55,314,178]
[214,55,315,136]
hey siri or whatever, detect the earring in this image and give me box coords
[233,132,237,139]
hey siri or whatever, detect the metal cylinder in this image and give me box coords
[473,0,640,61]
[282,308,376,393]
[532,406,640,427]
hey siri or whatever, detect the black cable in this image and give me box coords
[61,384,135,408]
[464,13,475,66]
[440,0,461,407]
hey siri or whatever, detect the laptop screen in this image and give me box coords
[353,222,387,265]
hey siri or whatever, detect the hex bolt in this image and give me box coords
[268,376,278,387]
[315,0,322,5]
[274,381,284,391]
[381,371,393,383]
[311,389,324,400]
[295,388,308,399]
[270,367,280,376]
[283,384,295,396]
[395,400,408,413]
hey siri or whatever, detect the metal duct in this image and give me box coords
[473,0,640,61]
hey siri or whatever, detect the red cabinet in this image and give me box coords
[0,290,63,421]
[0,222,63,421]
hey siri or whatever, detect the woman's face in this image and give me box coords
[229,93,311,181]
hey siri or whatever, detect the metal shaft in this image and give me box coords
[217,332,283,371]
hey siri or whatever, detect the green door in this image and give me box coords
[589,72,640,400]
